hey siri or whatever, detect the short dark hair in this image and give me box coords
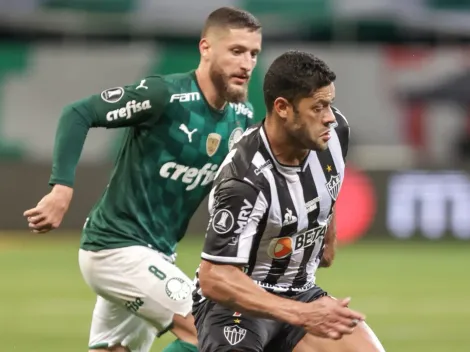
[202,7,261,37]
[263,50,336,113]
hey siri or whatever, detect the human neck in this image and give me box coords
[263,116,309,166]
[195,66,226,111]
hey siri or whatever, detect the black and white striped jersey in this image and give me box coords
[193,107,350,305]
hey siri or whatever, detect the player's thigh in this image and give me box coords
[168,311,198,345]
[88,295,156,352]
[193,300,276,352]
[293,322,386,352]
[79,246,194,331]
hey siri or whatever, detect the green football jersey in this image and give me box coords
[49,71,254,256]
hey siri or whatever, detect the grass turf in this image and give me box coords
[0,233,469,351]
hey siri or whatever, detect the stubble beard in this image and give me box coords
[209,65,248,103]
[292,111,328,152]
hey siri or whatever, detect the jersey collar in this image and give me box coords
[259,122,310,175]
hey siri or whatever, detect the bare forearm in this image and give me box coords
[324,223,337,251]
[320,212,337,267]
[200,262,304,326]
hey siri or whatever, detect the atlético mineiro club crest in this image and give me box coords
[224,325,247,345]
[326,174,341,201]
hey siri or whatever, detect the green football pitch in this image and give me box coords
[1,232,469,352]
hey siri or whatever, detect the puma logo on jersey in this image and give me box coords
[159,162,219,191]
[106,100,152,121]
[170,92,201,102]
[283,208,297,226]
[179,124,198,143]
[136,79,148,90]
[234,199,253,234]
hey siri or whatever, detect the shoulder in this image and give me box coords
[217,125,262,178]
[216,125,272,196]
[216,178,258,198]
[332,106,350,135]
[159,71,194,84]
[213,177,269,212]
[158,71,205,103]
[128,75,171,101]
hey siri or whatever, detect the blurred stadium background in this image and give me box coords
[1,1,470,351]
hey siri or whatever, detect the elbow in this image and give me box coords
[319,257,334,268]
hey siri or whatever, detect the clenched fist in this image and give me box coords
[23,185,73,233]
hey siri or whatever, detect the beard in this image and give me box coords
[209,63,248,103]
[290,111,328,152]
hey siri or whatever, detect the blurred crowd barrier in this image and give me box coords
[1,0,470,38]
[1,0,470,242]
[2,42,470,167]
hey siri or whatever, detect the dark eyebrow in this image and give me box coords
[315,98,334,106]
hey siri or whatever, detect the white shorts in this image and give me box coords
[79,245,194,351]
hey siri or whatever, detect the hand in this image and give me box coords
[300,296,365,340]
[23,185,73,233]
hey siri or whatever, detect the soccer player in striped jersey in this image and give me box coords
[23,7,262,352]
[193,51,385,352]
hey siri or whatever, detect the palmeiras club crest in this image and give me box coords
[326,174,341,201]
[206,133,222,157]
[224,325,247,345]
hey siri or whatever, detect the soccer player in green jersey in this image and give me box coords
[23,7,262,352]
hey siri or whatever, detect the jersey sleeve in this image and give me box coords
[201,179,269,266]
[75,75,169,129]
[49,76,170,187]
[332,106,350,161]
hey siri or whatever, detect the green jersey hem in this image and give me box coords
[80,227,175,256]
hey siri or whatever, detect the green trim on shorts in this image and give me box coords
[89,342,109,349]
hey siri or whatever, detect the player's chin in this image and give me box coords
[309,140,328,152]
[225,86,247,103]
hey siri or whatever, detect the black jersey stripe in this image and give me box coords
[263,162,298,285]
[293,162,320,286]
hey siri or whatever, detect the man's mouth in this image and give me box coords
[231,74,249,84]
